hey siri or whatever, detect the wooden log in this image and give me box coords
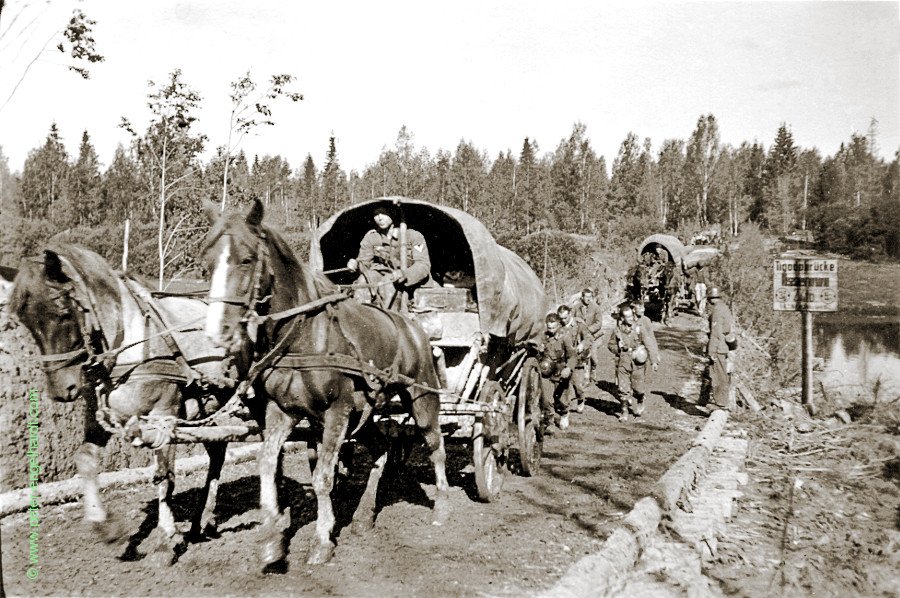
[138,424,263,445]
[0,442,305,517]
[736,380,762,412]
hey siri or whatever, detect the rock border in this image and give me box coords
[540,409,730,598]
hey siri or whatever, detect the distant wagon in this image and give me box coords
[636,233,722,317]
[312,197,549,501]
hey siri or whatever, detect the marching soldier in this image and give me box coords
[662,260,684,325]
[557,303,591,413]
[347,205,434,309]
[537,313,577,432]
[574,288,604,383]
[704,287,737,410]
[607,304,660,422]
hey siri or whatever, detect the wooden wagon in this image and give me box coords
[311,197,549,502]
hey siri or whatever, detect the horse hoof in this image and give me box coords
[91,516,128,544]
[432,500,449,527]
[188,520,219,541]
[261,536,286,566]
[148,534,183,567]
[306,540,336,565]
[351,514,375,535]
[262,559,288,575]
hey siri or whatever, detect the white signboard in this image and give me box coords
[773,258,838,312]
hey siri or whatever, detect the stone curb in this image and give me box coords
[540,409,730,598]
[0,441,305,518]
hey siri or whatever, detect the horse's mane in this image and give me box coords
[47,242,122,300]
[204,211,338,299]
[8,242,123,344]
[262,224,338,298]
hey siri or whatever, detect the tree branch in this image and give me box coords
[0,25,58,112]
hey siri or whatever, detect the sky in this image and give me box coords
[0,0,897,175]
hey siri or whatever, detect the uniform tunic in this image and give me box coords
[706,300,735,408]
[560,317,591,401]
[357,227,432,286]
[539,330,577,417]
[607,319,660,404]
[355,227,433,306]
[574,300,603,338]
[575,299,605,381]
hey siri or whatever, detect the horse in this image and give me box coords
[201,198,449,568]
[7,244,240,564]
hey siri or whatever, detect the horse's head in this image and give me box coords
[8,250,93,401]
[202,198,274,349]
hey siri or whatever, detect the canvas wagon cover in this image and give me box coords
[310,197,547,346]
[638,234,720,269]
[638,234,687,263]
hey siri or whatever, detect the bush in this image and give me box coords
[708,222,801,388]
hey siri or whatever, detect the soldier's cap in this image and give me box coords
[372,205,398,220]
[707,287,722,299]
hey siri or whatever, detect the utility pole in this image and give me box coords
[802,174,808,231]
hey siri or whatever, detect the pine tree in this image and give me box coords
[448,140,487,215]
[68,130,103,225]
[609,132,643,217]
[20,123,69,220]
[102,144,141,221]
[517,137,541,233]
[0,145,17,218]
[657,139,686,228]
[322,134,347,212]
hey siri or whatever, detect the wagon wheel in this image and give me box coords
[516,357,543,477]
[472,381,507,502]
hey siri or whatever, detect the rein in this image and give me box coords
[32,261,112,375]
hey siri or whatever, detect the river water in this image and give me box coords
[815,318,900,402]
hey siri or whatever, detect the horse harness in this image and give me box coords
[207,232,442,407]
[32,256,229,438]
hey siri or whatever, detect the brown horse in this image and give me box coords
[7,244,237,563]
[202,199,449,568]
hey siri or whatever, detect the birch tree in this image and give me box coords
[220,72,302,209]
[120,69,205,289]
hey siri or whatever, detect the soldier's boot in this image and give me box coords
[632,394,645,417]
[558,413,570,430]
[541,411,556,436]
[618,397,632,422]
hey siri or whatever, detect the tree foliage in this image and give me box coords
[4,111,899,283]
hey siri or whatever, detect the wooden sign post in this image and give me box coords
[773,253,838,414]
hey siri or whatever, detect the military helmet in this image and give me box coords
[632,345,649,365]
[539,358,558,378]
[725,332,738,350]
[707,287,722,299]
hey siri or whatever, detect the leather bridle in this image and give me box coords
[206,233,273,329]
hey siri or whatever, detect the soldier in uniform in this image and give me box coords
[704,287,737,410]
[662,260,684,326]
[347,205,434,309]
[607,304,660,422]
[574,288,604,383]
[537,313,577,432]
[557,303,591,413]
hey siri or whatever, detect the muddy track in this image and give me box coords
[1,315,711,597]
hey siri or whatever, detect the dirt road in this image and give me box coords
[1,315,709,597]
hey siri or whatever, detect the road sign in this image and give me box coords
[773,257,838,312]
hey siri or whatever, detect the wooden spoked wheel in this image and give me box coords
[473,381,506,502]
[517,358,543,476]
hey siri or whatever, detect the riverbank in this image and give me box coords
[817,259,900,321]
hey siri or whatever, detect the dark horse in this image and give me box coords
[202,199,449,567]
[7,244,237,563]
